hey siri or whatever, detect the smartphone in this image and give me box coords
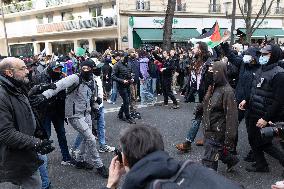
[114,148,123,163]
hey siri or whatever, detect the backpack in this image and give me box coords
[150,160,244,189]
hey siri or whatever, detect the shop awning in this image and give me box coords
[238,28,284,38]
[134,28,200,42]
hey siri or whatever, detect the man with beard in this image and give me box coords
[175,42,212,152]
[30,59,109,178]
[33,60,75,166]
[0,57,54,188]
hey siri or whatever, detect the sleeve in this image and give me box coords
[111,64,124,83]
[226,49,243,69]
[263,73,284,121]
[42,74,79,99]
[96,77,104,99]
[223,90,239,149]
[0,97,39,150]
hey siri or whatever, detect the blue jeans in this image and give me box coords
[140,78,154,104]
[43,112,71,161]
[110,81,118,102]
[186,118,202,143]
[151,78,157,97]
[38,154,49,189]
[73,106,106,149]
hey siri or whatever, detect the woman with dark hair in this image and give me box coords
[176,41,213,152]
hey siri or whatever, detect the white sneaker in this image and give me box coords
[99,145,115,153]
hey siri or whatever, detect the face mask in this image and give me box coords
[243,55,252,64]
[259,55,270,65]
[244,46,248,51]
[80,71,93,81]
[93,68,101,76]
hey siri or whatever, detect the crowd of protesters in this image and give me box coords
[1,37,284,189]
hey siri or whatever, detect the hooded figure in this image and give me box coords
[202,61,239,171]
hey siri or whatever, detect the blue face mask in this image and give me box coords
[243,55,252,64]
[259,55,270,65]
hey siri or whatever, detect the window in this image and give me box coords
[36,15,43,24]
[47,14,53,23]
[89,7,102,18]
[61,11,74,21]
[136,0,144,10]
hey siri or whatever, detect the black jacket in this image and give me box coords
[112,61,134,88]
[152,52,175,78]
[0,75,42,185]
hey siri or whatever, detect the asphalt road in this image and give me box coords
[1,95,282,189]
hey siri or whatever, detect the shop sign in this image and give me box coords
[153,18,178,26]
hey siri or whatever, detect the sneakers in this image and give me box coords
[99,145,115,153]
[61,158,77,166]
[118,115,127,121]
[107,100,115,104]
[75,161,94,170]
[175,141,191,153]
[171,104,180,109]
[97,165,109,178]
[130,112,142,119]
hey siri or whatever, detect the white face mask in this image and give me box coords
[244,46,249,51]
[259,55,270,65]
[243,55,252,64]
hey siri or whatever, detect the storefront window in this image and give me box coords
[52,41,74,56]
[10,43,34,57]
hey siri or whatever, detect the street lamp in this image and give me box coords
[223,0,236,45]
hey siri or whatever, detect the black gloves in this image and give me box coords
[96,97,103,105]
[39,83,57,91]
[220,42,230,55]
[29,94,47,107]
[35,139,55,155]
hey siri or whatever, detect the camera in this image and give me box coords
[260,122,284,139]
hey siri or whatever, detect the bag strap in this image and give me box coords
[152,160,194,189]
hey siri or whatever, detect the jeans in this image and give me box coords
[151,78,157,97]
[110,81,118,102]
[140,78,154,105]
[68,115,103,168]
[38,154,49,189]
[20,171,42,189]
[186,118,202,143]
[130,84,138,112]
[73,106,107,149]
[118,87,131,119]
[43,112,71,161]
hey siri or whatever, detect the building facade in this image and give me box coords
[0,0,284,56]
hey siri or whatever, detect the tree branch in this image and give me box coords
[251,0,275,34]
[237,0,246,21]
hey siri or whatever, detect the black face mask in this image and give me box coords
[207,72,214,86]
[80,71,93,81]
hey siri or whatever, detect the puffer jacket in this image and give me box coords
[202,62,238,149]
[0,75,42,185]
[42,74,98,118]
[112,60,134,88]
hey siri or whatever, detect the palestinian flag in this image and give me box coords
[190,22,222,48]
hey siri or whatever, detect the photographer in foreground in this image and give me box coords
[102,125,243,189]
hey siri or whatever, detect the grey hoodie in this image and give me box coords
[42,74,97,118]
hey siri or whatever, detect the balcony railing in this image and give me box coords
[208,4,221,13]
[36,16,117,34]
[3,0,86,14]
[275,7,284,14]
[176,3,186,11]
[136,1,150,11]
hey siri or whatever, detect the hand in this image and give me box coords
[35,139,55,155]
[106,156,126,189]
[96,97,103,105]
[123,80,129,84]
[256,118,268,128]
[272,181,284,189]
[29,94,47,107]
[239,100,246,110]
[160,68,166,72]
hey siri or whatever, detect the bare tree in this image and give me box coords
[162,0,176,51]
[230,0,237,45]
[238,0,275,43]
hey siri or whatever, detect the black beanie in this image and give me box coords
[80,59,94,69]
